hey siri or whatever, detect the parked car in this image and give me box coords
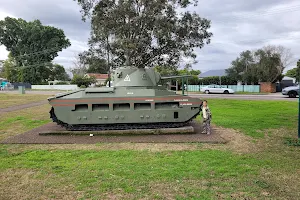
[281,85,299,98]
[200,84,235,94]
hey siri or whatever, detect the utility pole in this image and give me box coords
[297,59,300,139]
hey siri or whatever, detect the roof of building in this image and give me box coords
[198,69,227,78]
[86,73,108,79]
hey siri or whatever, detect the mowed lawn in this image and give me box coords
[0,93,50,108]
[0,95,299,199]
[207,99,298,138]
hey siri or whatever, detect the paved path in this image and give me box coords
[0,100,47,114]
[0,90,61,95]
[187,93,298,101]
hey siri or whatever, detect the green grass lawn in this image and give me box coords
[0,97,299,199]
[0,147,277,199]
[0,104,51,141]
[0,93,50,108]
[205,99,298,138]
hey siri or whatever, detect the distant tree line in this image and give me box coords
[226,45,294,84]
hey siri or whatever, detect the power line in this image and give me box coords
[202,4,300,24]
[229,4,300,18]
[211,35,300,46]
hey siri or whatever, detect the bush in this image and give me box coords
[55,81,69,85]
[71,75,97,87]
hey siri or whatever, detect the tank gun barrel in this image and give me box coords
[161,75,193,80]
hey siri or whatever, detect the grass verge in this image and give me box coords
[203,99,298,138]
[0,104,51,141]
[0,148,285,199]
[0,93,50,108]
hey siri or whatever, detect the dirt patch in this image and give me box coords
[0,169,84,200]
[0,121,227,144]
[147,180,209,199]
[216,126,259,154]
[0,100,47,114]
[1,122,261,155]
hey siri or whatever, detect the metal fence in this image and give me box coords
[11,82,32,89]
[187,85,261,93]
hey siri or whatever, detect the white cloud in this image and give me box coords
[0,0,299,73]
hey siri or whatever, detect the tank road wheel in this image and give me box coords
[288,91,297,98]
[205,90,210,94]
[223,90,229,94]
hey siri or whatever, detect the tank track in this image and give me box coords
[49,107,199,131]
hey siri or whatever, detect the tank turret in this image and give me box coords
[112,66,161,87]
[48,65,203,131]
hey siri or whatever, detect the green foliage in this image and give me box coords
[226,45,293,84]
[55,81,69,85]
[285,67,299,80]
[199,76,237,85]
[154,65,178,76]
[3,56,69,83]
[79,50,109,73]
[284,138,300,146]
[177,68,201,85]
[48,64,70,81]
[2,53,18,82]
[75,0,212,68]
[71,74,97,87]
[0,17,71,84]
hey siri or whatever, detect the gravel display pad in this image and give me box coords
[0,100,47,114]
[1,121,227,144]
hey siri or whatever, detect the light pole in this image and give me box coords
[106,35,111,87]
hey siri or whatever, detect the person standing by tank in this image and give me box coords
[201,100,212,134]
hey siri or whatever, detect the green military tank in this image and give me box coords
[48,65,203,131]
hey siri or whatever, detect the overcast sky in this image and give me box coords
[0,0,299,73]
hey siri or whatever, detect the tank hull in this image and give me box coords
[48,87,202,130]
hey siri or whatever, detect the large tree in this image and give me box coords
[75,0,212,68]
[0,61,5,78]
[226,45,293,84]
[226,50,258,84]
[48,63,70,81]
[3,53,70,83]
[78,50,109,73]
[2,53,18,82]
[0,17,71,84]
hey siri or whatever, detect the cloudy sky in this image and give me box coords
[0,0,299,73]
